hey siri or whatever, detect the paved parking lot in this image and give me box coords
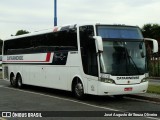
[0,79,160,120]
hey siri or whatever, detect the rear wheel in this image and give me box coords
[17,75,23,89]
[73,81,85,99]
[10,74,17,87]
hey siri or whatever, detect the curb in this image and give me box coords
[149,77,160,80]
[126,95,160,103]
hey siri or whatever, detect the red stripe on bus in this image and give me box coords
[46,53,51,62]
[3,53,52,63]
[3,61,46,62]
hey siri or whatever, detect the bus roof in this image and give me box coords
[4,23,139,41]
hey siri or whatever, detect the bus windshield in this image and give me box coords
[97,25,146,76]
[97,25,143,39]
[99,41,147,76]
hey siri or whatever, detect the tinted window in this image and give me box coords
[80,25,98,77]
[97,26,143,39]
[4,29,78,55]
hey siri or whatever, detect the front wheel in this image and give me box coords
[74,82,85,99]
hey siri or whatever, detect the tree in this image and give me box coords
[142,24,160,77]
[141,23,160,41]
[141,23,160,56]
[15,30,29,36]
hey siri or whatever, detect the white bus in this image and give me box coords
[0,40,3,70]
[0,55,2,70]
[2,24,158,99]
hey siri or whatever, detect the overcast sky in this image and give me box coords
[0,0,160,39]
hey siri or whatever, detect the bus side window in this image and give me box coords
[46,30,78,51]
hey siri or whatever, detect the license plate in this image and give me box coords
[124,87,132,91]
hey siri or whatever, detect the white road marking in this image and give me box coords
[146,117,160,120]
[2,86,118,111]
[1,86,160,120]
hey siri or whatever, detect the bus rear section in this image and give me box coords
[2,27,81,94]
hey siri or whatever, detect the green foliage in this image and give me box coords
[0,39,3,44]
[15,30,29,36]
[149,60,160,77]
[148,85,160,94]
[0,71,2,79]
[141,23,160,40]
[141,24,160,77]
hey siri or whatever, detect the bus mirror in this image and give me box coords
[144,38,158,53]
[93,36,103,52]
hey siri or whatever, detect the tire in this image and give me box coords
[17,75,23,89]
[74,81,85,99]
[10,75,17,87]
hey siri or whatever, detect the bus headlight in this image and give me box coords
[141,78,148,83]
[99,78,115,84]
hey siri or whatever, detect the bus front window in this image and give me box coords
[100,41,147,76]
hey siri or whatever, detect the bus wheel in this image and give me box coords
[10,74,17,87]
[17,75,23,89]
[74,81,84,99]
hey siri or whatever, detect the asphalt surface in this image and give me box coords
[0,79,160,120]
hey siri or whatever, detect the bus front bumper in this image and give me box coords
[97,81,148,96]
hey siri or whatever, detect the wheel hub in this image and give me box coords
[75,83,83,97]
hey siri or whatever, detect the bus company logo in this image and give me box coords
[117,76,139,80]
[7,56,23,60]
[54,53,66,61]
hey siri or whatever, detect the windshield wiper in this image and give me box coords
[124,45,140,75]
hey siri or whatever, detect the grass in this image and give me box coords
[0,71,2,79]
[147,85,160,94]
[149,61,160,77]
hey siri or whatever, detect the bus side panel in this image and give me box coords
[2,64,9,80]
[22,65,69,90]
[87,75,99,95]
[22,65,30,84]
[27,66,45,86]
[66,52,86,91]
[42,51,80,90]
[45,66,69,90]
[69,67,88,93]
